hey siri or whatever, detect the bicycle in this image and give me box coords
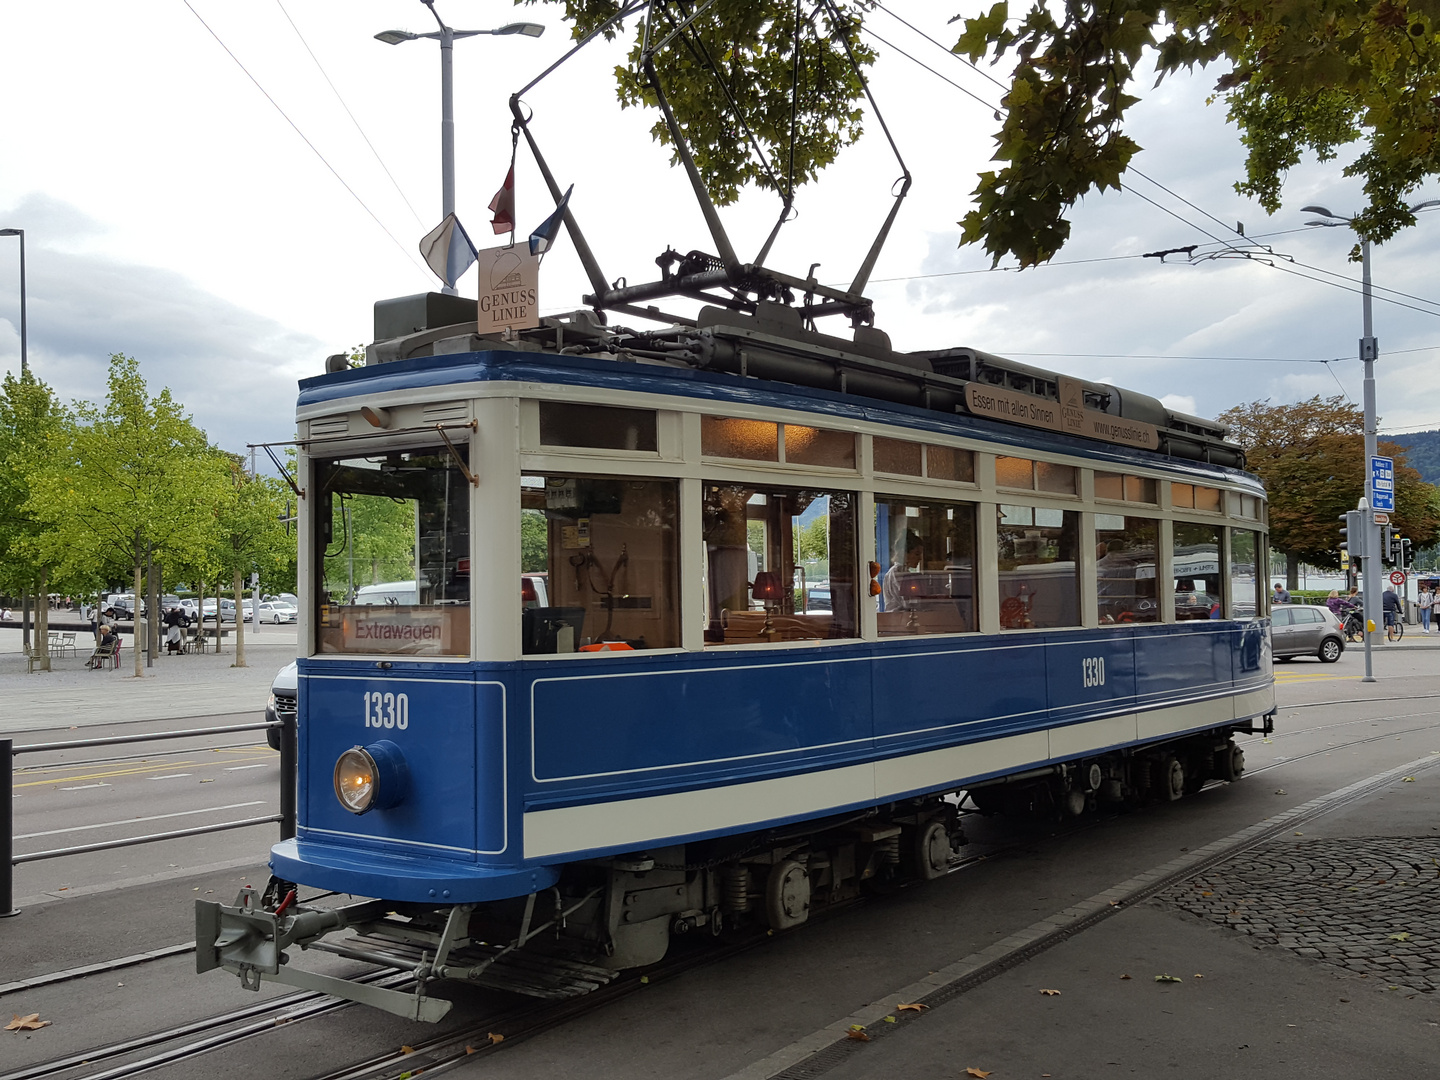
[1386,613,1404,642]
[1341,610,1365,643]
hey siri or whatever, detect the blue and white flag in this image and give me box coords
[528,184,573,256]
[419,213,479,288]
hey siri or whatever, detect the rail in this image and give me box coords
[1,713,297,917]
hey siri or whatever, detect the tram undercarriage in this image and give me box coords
[196,724,1262,1022]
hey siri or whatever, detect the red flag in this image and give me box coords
[488,166,515,234]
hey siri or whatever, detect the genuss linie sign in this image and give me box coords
[961,375,1159,451]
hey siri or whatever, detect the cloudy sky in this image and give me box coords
[1,1,1437,461]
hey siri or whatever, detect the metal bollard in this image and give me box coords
[279,710,297,841]
[2,738,18,917]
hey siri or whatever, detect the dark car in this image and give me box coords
[1271,604,1345,663]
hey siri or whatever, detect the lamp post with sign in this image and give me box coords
[1304,200,1439,673]
[375,5,543,297]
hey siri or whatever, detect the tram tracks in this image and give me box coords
[14,706,1440,1080]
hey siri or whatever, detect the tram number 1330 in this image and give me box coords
[1081,657,1106,688]
[364,691,410,730]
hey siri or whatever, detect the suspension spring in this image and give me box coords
[723,865,751,913]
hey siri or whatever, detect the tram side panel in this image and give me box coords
[519,647,878,862]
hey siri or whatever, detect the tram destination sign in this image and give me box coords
[962,379,1160,451]
[476,244,541,334]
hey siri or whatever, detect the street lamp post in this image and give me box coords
[376,4,543,296]
[0,228,25,376]
[1304,199,1440,680]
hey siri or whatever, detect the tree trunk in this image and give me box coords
[36,568,51,672]
[133,560,144,677]
[232,567,247,668]
[1286,551,1300,593]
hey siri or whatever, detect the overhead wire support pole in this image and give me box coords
[818,0,910,299]
[640,54,742,274]
[508,98,612,303]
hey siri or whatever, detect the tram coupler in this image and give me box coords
[196,885,388,980]
[195,886,453,1021]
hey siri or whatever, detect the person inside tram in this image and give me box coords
[882,531,924,611]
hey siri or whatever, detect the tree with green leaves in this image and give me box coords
[544,1,1440,265]
[28,354,224,677]
[0,371,72,669]
[1218,394,1440,586]
[211,459,292,668]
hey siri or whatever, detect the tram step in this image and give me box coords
[350,933,617,1000]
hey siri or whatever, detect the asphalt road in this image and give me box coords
[3,645,1439,1080]
[9,714,280,902]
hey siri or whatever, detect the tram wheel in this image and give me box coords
[1159,754,1185,801]
[1216,741,1245,783]
[765,859,812,930]
[914,821,951,880]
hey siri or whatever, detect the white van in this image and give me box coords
[353,581,420,606]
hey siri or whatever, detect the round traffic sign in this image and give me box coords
[1390,570,1407,586]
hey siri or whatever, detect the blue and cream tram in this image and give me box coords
[198,297,1272,1020]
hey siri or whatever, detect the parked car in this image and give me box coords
[1271,603,1345,663]
[257,602,297,624]
[202,599,237,623]
[265,661,298,750]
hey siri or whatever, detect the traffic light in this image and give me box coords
[1380,524,1395,566]
[1399,537,1412,571]
[1339,510,1366,560]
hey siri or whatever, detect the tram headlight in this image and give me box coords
[332,741,409,814]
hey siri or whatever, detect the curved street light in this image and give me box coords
[376,4,544,294]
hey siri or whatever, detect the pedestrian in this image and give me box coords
[1325,589,1347,617]
[1419,585,1434,634]
[1272,582,1292,604]
[163,606,189,654]
[0,607,11,622]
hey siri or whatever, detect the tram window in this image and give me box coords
[314,446,470,656]
[1236,494,1260,520]
[1173,522,1224,621]
[996,505,1080,629]
[875,499,977,635]
[1095,471,1158,504]
[1194,485,1222,512]
[927,445,975,483]
[785,425,856,469]
[519,474,679,653]
[702,417,779,461]
[1095,514,1159,625]
[874,437,922,476]
[1094,472,1123,501]
[539,402,657,452]
[1036,461,1076,495]
[1229,529,1262,618]
[1127,476,1157,503]
[702,483,857,645]
[995,456,1035,490]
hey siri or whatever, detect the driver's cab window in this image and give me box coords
[314,446,470,655]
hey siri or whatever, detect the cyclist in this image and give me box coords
[1382,586,1403,640]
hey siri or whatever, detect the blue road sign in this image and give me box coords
[1371,455,1395,512]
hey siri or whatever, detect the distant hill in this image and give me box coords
[1390,430,1440,486]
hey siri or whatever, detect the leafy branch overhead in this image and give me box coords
[958,0,1440,265]
[534,0,874,205]
[539,0,1440,266]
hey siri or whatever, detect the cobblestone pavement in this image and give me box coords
[1162,836,1440,994]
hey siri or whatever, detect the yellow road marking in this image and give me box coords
[15,751,276,789]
